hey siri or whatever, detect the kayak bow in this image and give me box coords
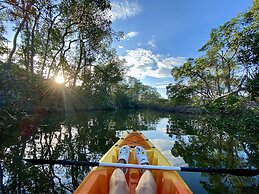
[74,130,192,194]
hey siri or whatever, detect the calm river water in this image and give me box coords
[0,109,258,193]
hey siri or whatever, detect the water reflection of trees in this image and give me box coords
[3,109,257,193]
[0,109,165,193]
[167,113,259,193]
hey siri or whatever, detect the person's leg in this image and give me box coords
[109,168,129,194]
[134,146,156,194]
[135,170,156,194]
[109,145,130,194]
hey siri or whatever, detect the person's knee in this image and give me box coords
[109,169,129,194]
[135,171,156,194]
[142,170,155,183]
[143,170,153,177]
[113,168,125,177]
[110,169,127,185]
[136,183,156,194]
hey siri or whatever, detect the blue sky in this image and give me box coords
[110,0,253,98]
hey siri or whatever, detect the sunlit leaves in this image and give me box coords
[169,0,259,104]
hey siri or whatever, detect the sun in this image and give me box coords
[55,75,65,84]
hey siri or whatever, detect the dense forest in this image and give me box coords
[0,0,258,129]
[0,0,161,116]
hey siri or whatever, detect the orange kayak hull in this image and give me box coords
[74,131,192,194]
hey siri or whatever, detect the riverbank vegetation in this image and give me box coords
[166,1,259,113]
[0,0,162,115]
[0,0,258,131]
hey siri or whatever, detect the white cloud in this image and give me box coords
[155,81,172,89]
[123,31,138,40]
[121,48,187,79]
[110,0,142,21]
[118,45,124,49]
[147,39,156,49]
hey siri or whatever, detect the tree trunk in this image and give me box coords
[24,21,30,71]
[30,14,40,74]
[7,18,26,65]
[47,22,79,79]
[40,12,60,76]
[73,36,83,86]
[227,62,231,92]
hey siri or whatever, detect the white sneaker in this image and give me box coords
[134,146,149,165]
[118,145,130,174]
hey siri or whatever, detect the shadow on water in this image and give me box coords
[0,109,258,193]
[0,109,165,193]
[167,113,259,194]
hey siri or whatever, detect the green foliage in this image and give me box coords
[168,0,259,109]
[238,1,259,67]
[0,13,7,56]
[0,0,116,79]
[205,99,225,112]
[166,83,195,105]
[92,61,124,93]
[226,94,240,106]
[0,0,137,114]
[112,84,132,108]
[125,77,161,106]
[205,95,253,114]
[246,73,259,100]
[0,63,40,114]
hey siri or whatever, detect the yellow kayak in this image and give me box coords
[74,130,192,194]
